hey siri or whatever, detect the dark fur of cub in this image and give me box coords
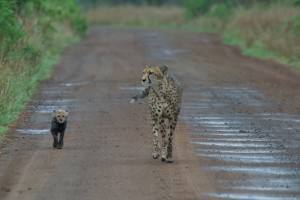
[51,110,68,149]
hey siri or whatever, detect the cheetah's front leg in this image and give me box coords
[151,120,160,159]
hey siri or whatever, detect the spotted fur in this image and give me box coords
[132,65,183,163]
[51,109,68,149]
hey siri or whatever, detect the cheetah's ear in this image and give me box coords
[160,65,168,75]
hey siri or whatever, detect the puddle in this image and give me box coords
[119,86,146,90]
[221,179,300,192]
[182,103,229,109]
[182,86,300,199]
[59,81,91,87]
[198,153,288,164]
[208,166,295,175]
[28,105,77,113]
[205,193,299,200]
[28,105,64,113]
[199,149,281,154]
[228,185,300,192]
[16,129,49,135]
[192,141,270,148]
[195,137,277,142]
[43,90,72,94]
[28,99,76,113]
[192,132,251,137]
[31,99,78,104]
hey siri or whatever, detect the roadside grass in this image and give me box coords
[222,32,293,67]
[0,1,86,143]
[0,37,79,139]
[86,4,300,69]
[222,4,300,69]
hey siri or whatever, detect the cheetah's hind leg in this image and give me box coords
[165,118,174,164]
[160,118,167,162]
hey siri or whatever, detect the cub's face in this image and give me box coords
[53,110,69,123]
[141,66,168,86]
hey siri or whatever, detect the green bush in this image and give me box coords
[294,0,300,6]
[0,1,25,63]
[208,3,230,17]
[22,0,87,37]
[181,0,279,19]
[292,14,300,32]
[182,0,213,18]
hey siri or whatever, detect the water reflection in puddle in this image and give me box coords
[28,98,79,113]
[31,99,78,104]
[199,154,288,164]
[205,193,299,200]
[119,86,146,90]
[16,129,49,134]
[182,86,300,199]
[221,179,300,192]
[43,90,71,94]
[192,141,270,148]
[208,165,296,176]
[59,81,91,87]
[199,149,281,154]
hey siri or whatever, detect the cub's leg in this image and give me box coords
[51,131,58,148]
[151,119,160,159]
[57,131,65,149]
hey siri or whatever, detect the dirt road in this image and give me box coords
[0,27,299,200]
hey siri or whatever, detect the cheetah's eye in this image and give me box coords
[62,115,65,118]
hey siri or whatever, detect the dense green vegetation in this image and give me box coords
[0,0,86,141]
[80,0,180,6]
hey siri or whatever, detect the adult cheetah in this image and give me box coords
[131,65,183,163]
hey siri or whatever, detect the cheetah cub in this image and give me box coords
[51,109,68,149]
[131,65,183,163]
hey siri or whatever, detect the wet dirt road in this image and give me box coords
[0,27,300,200]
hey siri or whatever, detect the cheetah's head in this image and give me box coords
[53,109,69,123]
[141,65,168,86]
